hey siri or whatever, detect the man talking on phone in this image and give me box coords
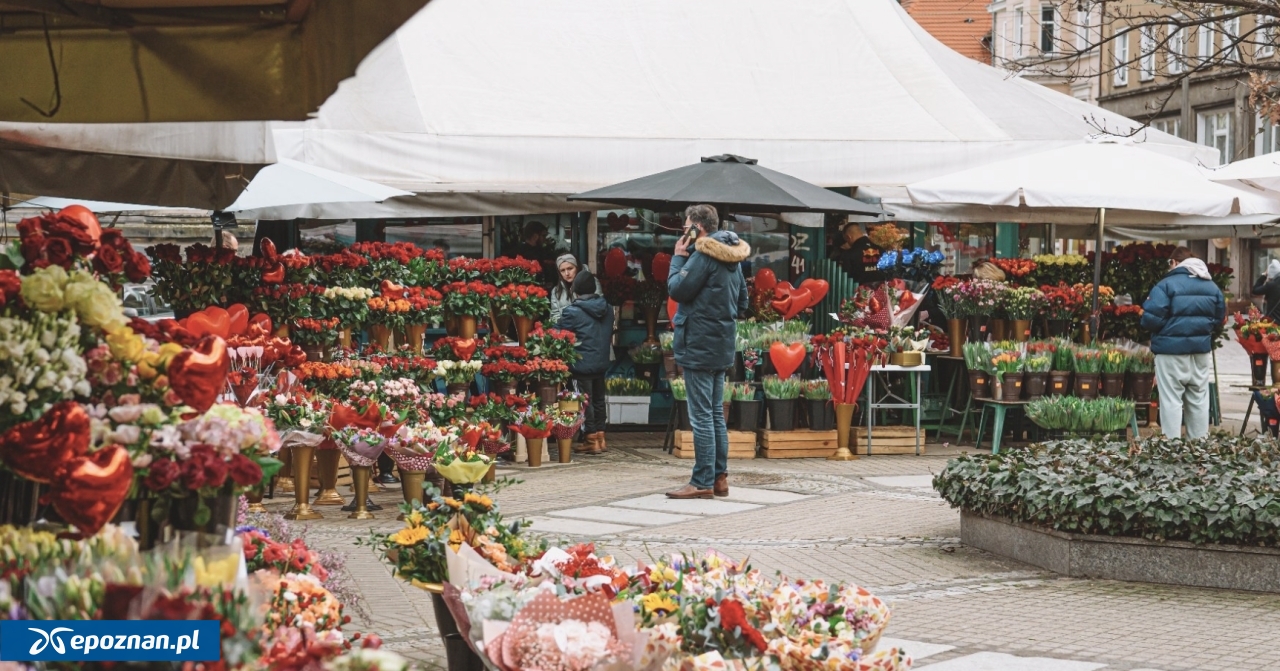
[666,204,750,499]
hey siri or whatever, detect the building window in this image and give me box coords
[1260,19,1276,59]
[1016,10,1025,57]
[1114,29,1130,86]
[1152,117,1182,139]
[1198,110,1233,164]
[1001,19,1009,62]
[1223,16,1240,61]
[1168,16,1186,74]
[1255,114,1280,156]
[1139,26,1156,80]
[1198,22,1213,61]
[1076,8,1091,51]
[1040,5,1056,53]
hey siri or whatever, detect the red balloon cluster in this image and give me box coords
[753,269,829,320]
[0,402,132,536]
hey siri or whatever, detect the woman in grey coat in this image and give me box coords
[549,253,581,324]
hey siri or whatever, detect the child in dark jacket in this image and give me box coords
[557,271,613,454]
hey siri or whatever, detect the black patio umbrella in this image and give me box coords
[568,154,891,217]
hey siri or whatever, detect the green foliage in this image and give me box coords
[802,379,831,400]
[962,342,994,373]
[731,382,757,401]
[1072,348,1103,374]
[1051,339,1075,372]
[934,435,1280,546]
[762,375,802,399]
[1025,396,1132,432]
[670,377,686,401]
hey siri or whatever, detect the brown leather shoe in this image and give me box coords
[595,432,607,453]
[574,435,595,453]
[666,484,714,499]
[713,474,728,497]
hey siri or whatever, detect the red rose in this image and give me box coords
[99,228,129,251]
[0,270,20,307]
[19,230,47,266]
[94,244,125,275]
[124,251,151,282]
[227,453,263,487]
[48,220,98,255]
[179,455,208,490]
[45,237,74,267]
[144,458,180,491]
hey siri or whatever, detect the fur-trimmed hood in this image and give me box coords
[695,230,751,264]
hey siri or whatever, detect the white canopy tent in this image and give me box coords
[257,0,1219,219]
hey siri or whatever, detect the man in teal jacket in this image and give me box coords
[1140,247,1226,439]
[666,204,750,499]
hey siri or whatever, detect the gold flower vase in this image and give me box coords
[245,484,268,514]
[527,438,544,468]
[348,465,375,519]
[397,468,426,521]
[829,403,858,461]
[369,324,394,351]
[557,438,573,463]
[284,443,322,520]
[313,447,346,506]
[276,447,294,493]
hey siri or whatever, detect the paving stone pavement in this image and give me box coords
[267,432,1280,670]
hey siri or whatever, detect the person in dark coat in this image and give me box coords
[557,270,613,455]
[830,222,885,284]
[1140,247,1226,439]
[666,204,750,499]
[1252,259,1280,319]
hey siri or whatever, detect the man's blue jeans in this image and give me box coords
[684,367,727,490]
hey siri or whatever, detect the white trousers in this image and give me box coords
[1154,353,1211,439]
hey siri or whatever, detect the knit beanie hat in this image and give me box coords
[573,270,598,296]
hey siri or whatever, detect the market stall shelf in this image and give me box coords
[672,430,758,459]
[759,429,838,458]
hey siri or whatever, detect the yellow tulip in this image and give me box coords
[107,328,145,362]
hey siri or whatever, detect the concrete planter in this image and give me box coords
[961,511,1280,593]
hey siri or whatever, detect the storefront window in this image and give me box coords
[595,209,790,283]
[385,218,484,257]
[1019,224,1050,257]
[928,223,995,275]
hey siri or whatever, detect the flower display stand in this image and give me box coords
[854,426,927,455]
[607,395,651,424]
[759,429,838,458]
[672,430,757,459]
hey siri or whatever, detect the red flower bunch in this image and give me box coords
[493,283,551,318]
[467,393,530,411]
[349,241,424,264]
[718,598,767,652]
[241,529,330,581]
[442,280,498,317]
[600,275,638,306]
[1040,283,1085,320]
[313,251,368,273]
[293,317,340,332]
[447,256,481,281]
[526,357,570,383]
[184,243,240,265]
[486,256,542,285]
[0,270,21,308]
[255,283,325,302]
[932,275,960,291]
[481,360,532,383]
[550,543,631,598]
[991,258,1037,280]
[484,345,529,361]
[227,370,260,387]
[147,443,263,493]
[530,324,576,345]
[17,206,151,284]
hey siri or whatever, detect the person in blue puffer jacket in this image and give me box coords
[557,270,613,455]
[1140,246,1226,439]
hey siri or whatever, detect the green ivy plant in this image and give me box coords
[934,435,1280,546]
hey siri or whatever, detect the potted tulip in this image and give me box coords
[729,382,758,431]
[1072,348,1103,400]
[803,380,834,431]
[670,377,691,431]
[763,375,802,431]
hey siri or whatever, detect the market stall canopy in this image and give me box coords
[265,0,1219,217]
[226,159,412,215]
[906,141,1280,217]
[1204,151,1280,196]
[566,155,889,218]
[0,0,431,123]
[0,120,275,208]
[6,196,199,214]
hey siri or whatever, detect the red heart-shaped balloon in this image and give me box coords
[798,279,829,308]
[0,401,90,483]
[249,313,273,335]
[450,337,478,362]
[771,295,794,317]
[227,304,249,336]
[754,268,778,294]
[603,248,628,278]
[329,403,383,431]
[772,282,795,301]
[260,237,278,261]
[167,336,230,413]
[769,342,807,380]
[667,298,678,326]
[651,253,672,283]
[49,444,133,536]
[784,288,812,320]
[185,308,230,340]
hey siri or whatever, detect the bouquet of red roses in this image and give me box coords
[442,281,498,317]
[493,284,551,318]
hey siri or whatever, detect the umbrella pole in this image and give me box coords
[1091,207,1105,344]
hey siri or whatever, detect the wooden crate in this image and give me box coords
[673,430,757,459]
[759,429,838,459]
[854,426,925,455]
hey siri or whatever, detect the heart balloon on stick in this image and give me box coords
[754,268,778,294]
[0,401,90,483]
[226,304,249,336]
[769,342,807,379]
[798,279,829,307]
[48,444,133,536]
[651,253,672,283]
